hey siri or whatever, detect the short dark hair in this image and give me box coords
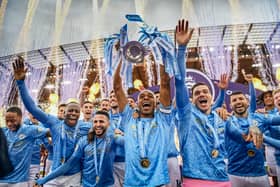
[94,110,110,120]
[127,96,135,101]
[7,106,22,116]
[87,110,110,142]
[191,83,211,95]
[259,91,273,102]
[229,91,245,99]
[58,103,66,109]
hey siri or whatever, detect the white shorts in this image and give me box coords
[43,172,81,187]
[45,159,53,175]
[276,165,280,186]
[265,145,277,176]
[28,164,40,186]
[0,182,28,187]
[163,157,181,187]
[229,174,270,187]
[113,162,125,187]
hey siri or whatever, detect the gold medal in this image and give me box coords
[61,158,65,163]
[96,176,100,182]
[211,149,219,158]
[140,158,150,168]
[133,110,140,119]
[247,149,255,157]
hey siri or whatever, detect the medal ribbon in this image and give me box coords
[94,137,107,179]
[61,122,80,163]
[110,114,122,130]
[200,111,220,149]
[137,118,156,159]
[115,115,122,129]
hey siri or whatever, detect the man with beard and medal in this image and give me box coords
[36,110,124,187]
[0,106,49,187]
[173,19,268,187]
[13,57,92,187]
[225,71,280,187]
[113,47,172,186]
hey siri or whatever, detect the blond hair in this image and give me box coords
[273,88,280,97]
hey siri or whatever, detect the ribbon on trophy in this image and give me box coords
[119,24,133,88]
[103,24,133,89]
[104,34,120,76]
[103,14,182,91]
[135,15,181,81]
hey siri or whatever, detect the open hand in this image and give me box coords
[12,56,27,80]
[114,128,124,136]
[244,125,263,149]
[241,69,253,83]
[216,107,231,121]
[175,19,194,46]
[216,73,229,89]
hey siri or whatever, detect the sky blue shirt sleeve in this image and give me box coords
[174,45,192,149]
[175,45,190,109]
[249,82,256,113]
[267,114,280,126]
[212,89,225,110]
[36,138,84,185]
[255,113,280,128]
[29,125,49,139]
[225,119,246,144]
[120,104,133,133]
[16,80,59,129]
[264,135,280,149]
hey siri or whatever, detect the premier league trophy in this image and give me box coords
[123,41,146,64]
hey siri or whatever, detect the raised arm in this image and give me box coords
[113,61,128,112]
[159,64,171,107]
[242,69,256,112]
[212,73,229,110]
[174,19,194,109]
[13,57,55,125]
